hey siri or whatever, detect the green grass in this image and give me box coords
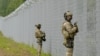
[0,0,26,17]
[0,31,51,56]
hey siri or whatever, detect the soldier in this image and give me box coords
[35,24,46,56]
[62,11,79,56]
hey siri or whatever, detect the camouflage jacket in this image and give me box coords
[62,21,78,39]
[35,28,46,41]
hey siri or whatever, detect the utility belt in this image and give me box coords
[37,38,42,43]
[37,37,46,43]
[67,38,74,48]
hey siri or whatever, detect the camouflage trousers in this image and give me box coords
[37,43,42,56]
[66,48,73,56]
[63,38,74,48]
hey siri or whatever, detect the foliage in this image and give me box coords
[0,0,26,17]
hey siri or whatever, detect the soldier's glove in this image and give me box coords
[42,38,46,41]
[74,22,79,33]
[74,22,77,27]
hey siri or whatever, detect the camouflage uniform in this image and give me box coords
[62,11,78,56]
[35,24,46,56]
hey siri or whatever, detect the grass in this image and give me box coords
[0,31,51,56]
[0,0,26,17]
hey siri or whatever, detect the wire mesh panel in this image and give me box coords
[0,0,99,56]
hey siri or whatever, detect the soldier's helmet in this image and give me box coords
[65,11,73,16]
[35,24,41,28]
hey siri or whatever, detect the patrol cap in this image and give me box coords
[65,11,73,16]
[35,24,41,28]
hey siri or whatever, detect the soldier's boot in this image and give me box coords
[66,48,73,56]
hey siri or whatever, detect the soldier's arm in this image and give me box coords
[40,31,45,37]
[61,25,64,33]
[64,23,78,34]
[74,22,79,33]
[41,31,46,41]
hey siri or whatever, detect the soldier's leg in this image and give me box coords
[38,43,42,56]
[66,48,73,56]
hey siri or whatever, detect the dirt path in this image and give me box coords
[0,48,34,56]
[0,49,6,56]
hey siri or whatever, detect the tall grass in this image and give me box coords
[0,31,51,56]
